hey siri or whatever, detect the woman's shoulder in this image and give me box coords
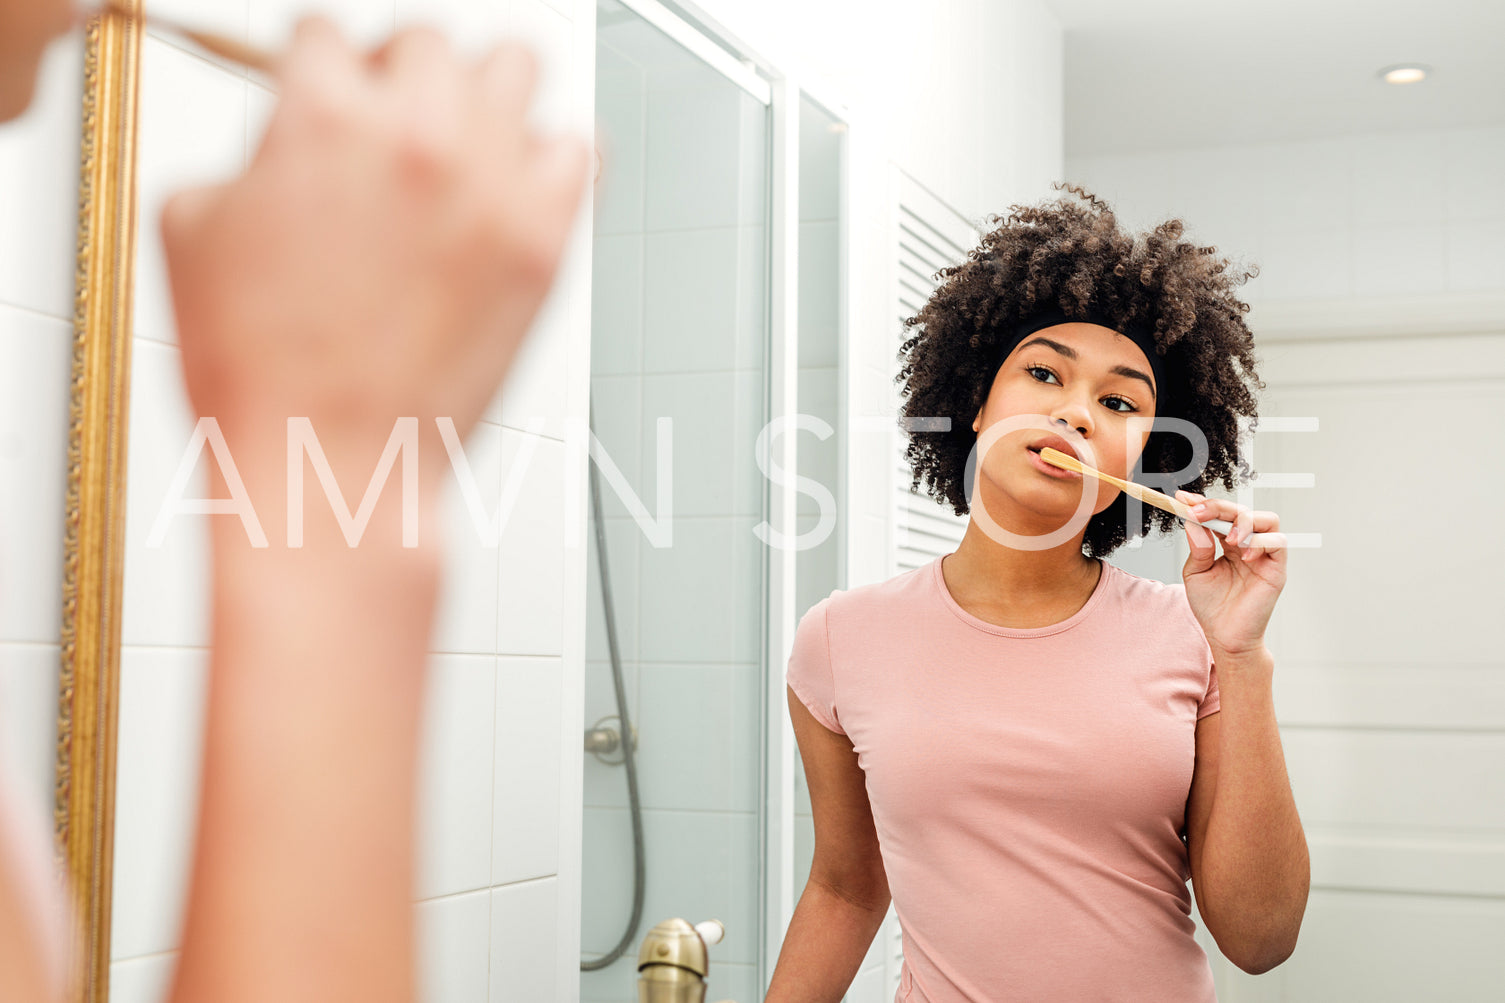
[808,561,937,623]
[1102,561,1210,652]
[1103,562,1200,623]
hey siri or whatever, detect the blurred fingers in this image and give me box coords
[476,41,541,128]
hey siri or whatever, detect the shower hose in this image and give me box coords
[580,400,647,972]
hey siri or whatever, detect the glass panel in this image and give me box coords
[791,94,847,918]
[583,3,769,1001]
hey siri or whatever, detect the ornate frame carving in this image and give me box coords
[55,4,142,1001]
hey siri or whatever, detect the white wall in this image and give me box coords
[1067,126,1505,311]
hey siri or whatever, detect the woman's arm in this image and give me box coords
[1176,490,1309,974]
[1185,653,1309,974]
[160,20,587,1003]
[765,689,891,1003]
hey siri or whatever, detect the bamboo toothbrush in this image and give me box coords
[95,0,279,75]
[1038,447,1283,549]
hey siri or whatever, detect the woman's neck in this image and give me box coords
[941,518,1102,628]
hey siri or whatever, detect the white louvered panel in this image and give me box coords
[891,172,978,578]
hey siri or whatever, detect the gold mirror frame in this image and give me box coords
[55,4,143,1001]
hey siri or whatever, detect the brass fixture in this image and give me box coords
[584,714,638,765]
[636,918,733,1003]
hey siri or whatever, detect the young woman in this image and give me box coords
[766,186,1309,1002]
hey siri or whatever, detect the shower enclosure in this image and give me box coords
[582,3,851,999]
[583,2,771,1000]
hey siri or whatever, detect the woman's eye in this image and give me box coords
[1026,365,1059,385]
[1102,397,1137,413]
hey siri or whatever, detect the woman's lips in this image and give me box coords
[1027,446,1082,480]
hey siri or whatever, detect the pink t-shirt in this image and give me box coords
[787,556,1221,1002]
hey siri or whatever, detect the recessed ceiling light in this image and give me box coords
[1379,64,1430,85]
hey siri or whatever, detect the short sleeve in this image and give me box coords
[785,598,845,735]
[1198,659,1221,719]
[1176,584,1220,719]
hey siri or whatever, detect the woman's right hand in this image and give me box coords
[161,18,590,473]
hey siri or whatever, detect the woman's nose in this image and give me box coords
[1053,411,1091,438]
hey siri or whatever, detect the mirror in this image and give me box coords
[32,1,1500,1002]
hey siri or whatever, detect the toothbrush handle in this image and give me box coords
[1191,517,1286,550]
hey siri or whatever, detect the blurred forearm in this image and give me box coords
[170,449,442,1003]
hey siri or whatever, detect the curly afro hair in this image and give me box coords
[896,183,1265,558]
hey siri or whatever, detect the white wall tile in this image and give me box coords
[798,221,840,368]
[0,38,82,321]
[109,952,177,1003]
[580,659,639,810]
[710,962,758,1003]
[433,422,503,654]
[417,655,497,899]
[0,307,70,644]
[593,53,646,238]
[1168,147,1263,251]
[496,435,565,655]
[589,235,644,376]
[640,370,761,518]
[417,890,491,1003]
[799,99,842,224]
[1443,127,1505,222]
[0,644,59,824]
[495,269,573,438]
[1352,223,1447,298]
[1257,138,1352,233]
[585,514,640,663]
[643,83,744,232]
[493,656,563,884]
[586,376,643,521]
[1351,133,1447,228]
[490,878,559,1002]
[636,809,759,965]
[734,224,769,373]
[642,228,741,373]
[1256,228,1352,301]
[110,647,209,960]
[580,953,637,1002]
[1445,220,1505,292]
[796,367,839,519]
[637,518,761,665]
[635,663,758,814]
[121,340,211,650]
[134,38,249,347]
[577,805,634,970]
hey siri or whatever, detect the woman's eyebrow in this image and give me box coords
[1017,336,1158,400]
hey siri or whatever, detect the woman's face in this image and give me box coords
[970,322,1158,537]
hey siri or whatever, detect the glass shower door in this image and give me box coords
[583,2,770,1000]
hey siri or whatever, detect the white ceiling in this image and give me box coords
[1047,0,1505,157]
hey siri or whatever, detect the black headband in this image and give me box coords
[992,307,1169,409]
